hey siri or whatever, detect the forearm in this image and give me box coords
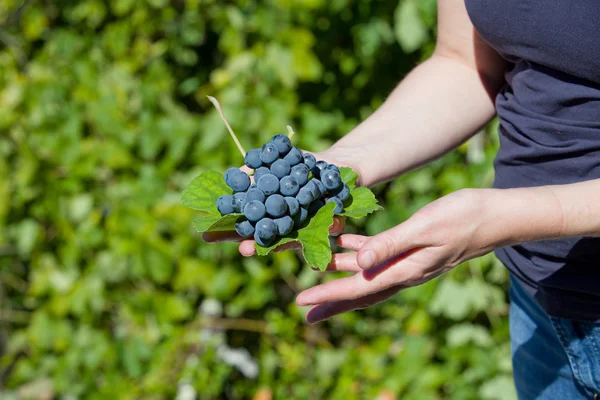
[323,54,502,187]
[484,179,600,248]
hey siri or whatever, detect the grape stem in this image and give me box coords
[207,96,247,158]
[286,125,296,141]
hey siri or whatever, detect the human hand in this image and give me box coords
[296,188,502,323]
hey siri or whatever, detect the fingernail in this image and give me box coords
[358,250,376,269]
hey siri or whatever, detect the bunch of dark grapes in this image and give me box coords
[216,134,351,247]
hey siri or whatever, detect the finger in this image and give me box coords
[337,234,369,251]
[329,217,346,236]
[239,240,256,256]
[296,275,360,306]
[239,239,302,256]
[305,285,402,324]
[355,223,423,270]
[322,252,362,272]
[203,231,243,243]
[296,270,404,306]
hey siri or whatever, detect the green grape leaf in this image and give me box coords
[255,202,336,271]
[394,0,429,53]
[182,171,232,212]
[341,187,383,219]
[339,166,359,189]
[192,213,244,233]
[338,166,381,218]
[181,171,243,233]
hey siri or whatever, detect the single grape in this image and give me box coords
[265,194,287,218]
[292,207,308,228]
[224,167,239,186]
[255,218,277,242]
[290,163,309,186]
[309,178,327,196]
[283,147,303,166]
[257,173,280,195]
[270,159,291,179]
[326,197,344,214]
[296,186,316,207]
[253,167,270,183]
[274,216,294,236]
[244,200,266,222]
[244,149,262,169]
[280,176,300,197]
[216,195,234,215]
[232,192,246,213]
[303,180,318,200]
[235,220,255,238]
[254,233,275,248]
[260,143,279,165]
[320,169,342,191]
[245,186,266,205]
[323,163,340,174]
[302,153,316,170]
[308,199,325,216]
[270,134,292,155]
[228,170,251,192]
[311,160,328,178]
[332,183,350,202]
[285,196,300,216]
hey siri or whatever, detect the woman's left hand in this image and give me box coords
[296,188,503,323]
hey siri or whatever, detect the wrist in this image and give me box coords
[316,145,371,187]
[454,188,508,253]
[485,186,565,247]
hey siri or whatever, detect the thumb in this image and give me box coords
[356,222,421,270]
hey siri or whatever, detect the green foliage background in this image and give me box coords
[0,0,516,398]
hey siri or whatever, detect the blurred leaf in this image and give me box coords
[428,279,472,320]
[15,219,41,257]
[394,0,429,53]
[145,245,172,284]
[479,376,517,400]
[155,294,192,322]
[68,194,94,222]
[22,7,49,40]
[173,259,216,292]
[316,349,348,376]
[447,323,493,348]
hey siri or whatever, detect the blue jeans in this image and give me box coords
[509,275,600,399]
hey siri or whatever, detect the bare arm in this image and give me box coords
[484,180,600,248]
[322,0,509,187]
